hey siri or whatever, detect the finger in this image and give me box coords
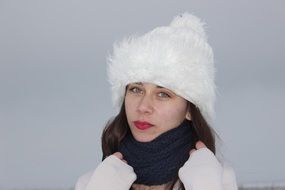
[195,141,206,149]
[122,159,128,164]
[189,149,196,155]
[113,152,123,160]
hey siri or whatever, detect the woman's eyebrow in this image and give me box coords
[132,83,165,89]
[156,85,172,90]
[134,82,143,86]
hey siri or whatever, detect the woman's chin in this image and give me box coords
[132,133,157,143]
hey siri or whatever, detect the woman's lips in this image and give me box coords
[134,121,154,130]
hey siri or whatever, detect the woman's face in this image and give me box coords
[125,82,191,142]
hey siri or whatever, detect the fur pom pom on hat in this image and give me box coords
[107,13,216,125]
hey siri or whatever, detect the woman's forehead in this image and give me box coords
[128,82,164,89]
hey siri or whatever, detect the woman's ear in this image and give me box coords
[185,102,192,120]
[186,111,192,120]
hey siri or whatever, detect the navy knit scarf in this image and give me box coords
[118,120,194,186]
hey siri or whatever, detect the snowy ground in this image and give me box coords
[240,188,285,190]
[239,183,285,190]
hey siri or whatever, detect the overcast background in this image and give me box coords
[0,0,285,189]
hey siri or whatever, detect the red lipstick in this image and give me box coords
[134,121,154,130]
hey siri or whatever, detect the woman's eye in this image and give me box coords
[158,92,170,98]
[129,87,142,94]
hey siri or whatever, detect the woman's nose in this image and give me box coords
[137,95,153,114]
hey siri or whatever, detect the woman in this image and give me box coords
[76,13,238,190]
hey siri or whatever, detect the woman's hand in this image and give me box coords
[113,152,128,164]
[178,140,223,190]
[76,152,136,190]
[189,141,207,155]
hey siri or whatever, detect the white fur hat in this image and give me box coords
[107,13,216,125]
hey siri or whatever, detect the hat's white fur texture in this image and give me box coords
[107,13,216,125]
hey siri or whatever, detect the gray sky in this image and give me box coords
[0,0,285,189]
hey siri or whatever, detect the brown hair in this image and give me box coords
[101,101,216,190]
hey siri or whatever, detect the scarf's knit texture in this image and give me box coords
[118,121,194,185]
